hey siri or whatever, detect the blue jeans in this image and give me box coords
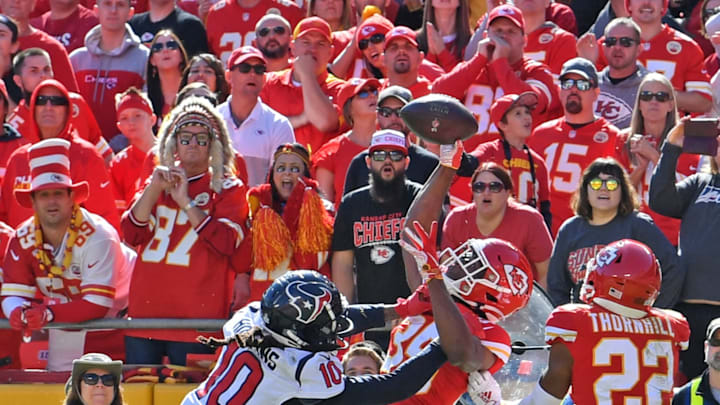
[124,336,215,366]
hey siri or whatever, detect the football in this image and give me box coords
[400,94,478,144]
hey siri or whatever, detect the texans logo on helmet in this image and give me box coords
[595,246,618,268]
[503,264,529,295]
[286,281,334,325]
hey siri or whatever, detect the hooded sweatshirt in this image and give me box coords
[0,80,120,231]
[70,24,148,142]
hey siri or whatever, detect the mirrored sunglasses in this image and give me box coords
[371,150,406,162]
[178,132,210,146]
[589,177,619,191]
[560,78,592,91]
[377,106,402,118]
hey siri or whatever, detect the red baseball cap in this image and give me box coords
[489,92,538,128]
[488,5,525,32]
[357,14,393,49]
[293,17,332,42]
[337,77,381,109]
[227,46,266,70]
[384,26,418,48]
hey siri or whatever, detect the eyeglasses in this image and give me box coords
[35,95,69,106]
[588,177,619,191]
[638,91,671,102]
[471,181,505,193]
[560,79,592,91]
[82,373,115,387]
[603,36,637,48]
[377,106,402,118]
[232,63,267,75]
[258,26,287,37]
[371,150,406,162]
[357,88,378,99]
[359,34,385,50]
[178,132,210,146]
[151,40,180,53]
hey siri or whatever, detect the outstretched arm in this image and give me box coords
[518,343,571,405]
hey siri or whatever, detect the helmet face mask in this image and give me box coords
[261,271,353,351]
[580,239,661,319]
[440,238,533,323]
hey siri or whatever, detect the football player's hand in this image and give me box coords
[395,284,432,318]
[576,32,598,64]
[439,139,464,170]
[467,370,502,405]
[426,22,445,56]
[399,221,442,282]
[23,303,53,330]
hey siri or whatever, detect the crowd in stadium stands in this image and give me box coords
[2,0,720,402]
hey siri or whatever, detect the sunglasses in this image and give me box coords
[560,78,592,91]
[359,34,385,50]
[588,177,619,191]
[709,338,720,347]
[151,40,180,53]
[35,95,69,106]
[638,91,671,102]
[232,63,267,75]
[258,26,287,37]
[357,88,378,99]
[82,373,115,387]
[371,150,406,162]
[603,36,637,48]
[377,106,402,118]
[471,181,505,193]
[178,132,210,146]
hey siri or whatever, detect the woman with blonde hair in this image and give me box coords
[624,72,700,245]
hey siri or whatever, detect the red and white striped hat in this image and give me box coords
[14,138,89,208]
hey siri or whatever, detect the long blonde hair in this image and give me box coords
[628,72,679,144]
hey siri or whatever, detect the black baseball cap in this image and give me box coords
[560,57,598,87]
[378,85,412,106]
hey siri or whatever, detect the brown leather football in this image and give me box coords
[400,94,478,145]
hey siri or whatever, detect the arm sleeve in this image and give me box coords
[314,341,447,405]
[649,142,698,218]
[630,214,684,308]
[431,53,488,98]
[341,304,387,336]
[490,58,552,114]
[546,224,574,306]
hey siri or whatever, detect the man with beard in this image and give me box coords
[528,57,625,235]
[342,85,438,194]
[593,18,648,130]
[382,27,430,99]
[253,14,292,73]
[674,317,720,404]
[332,129,420,347]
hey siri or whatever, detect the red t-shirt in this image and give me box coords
[311,133,368,209]
[260,69,345,154]
[546,304,689,404]
[433,55,560,152]
[109,145,147,214]
[448,138,551,209]
[383,305,510,405]
[122,172,249,342]
[528,117,625,236]
[524,22,577,75]
[441,201,553,280]
[206,0,304,66]
[31,5,99,53]
[19,30,79,93]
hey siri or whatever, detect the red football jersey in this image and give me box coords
[524,22,577,75]
[598,25,711,98]
[311,133,367,209]
[7,95,111,161]
[122,172,249,342]
[260,69,345,154]
[528,117,625,235]
[383,305,510,405]
[448,138,551,209]
[206,0,304,66]
[0,220,20,369]
[433,56,560,151]
[109,145,147,214]
[546,304,690,405]
[0,136,120,232]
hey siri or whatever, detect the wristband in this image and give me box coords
[183,200,197,211]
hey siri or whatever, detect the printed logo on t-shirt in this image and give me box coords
[695,184,720,204]
[595,93,632,124]
[566,244,605,283]
[370,245,395,264]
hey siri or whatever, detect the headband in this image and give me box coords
[274,144,309,167]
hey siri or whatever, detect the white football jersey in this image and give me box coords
[182,303,346,405]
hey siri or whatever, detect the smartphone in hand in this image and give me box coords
[683,118,719,156]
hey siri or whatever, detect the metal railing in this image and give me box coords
[0,318,226,330]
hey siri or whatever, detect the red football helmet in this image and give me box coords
[581,239,661,318]
[440,238,533,322]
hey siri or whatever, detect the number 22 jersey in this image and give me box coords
[546,304,689,405]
